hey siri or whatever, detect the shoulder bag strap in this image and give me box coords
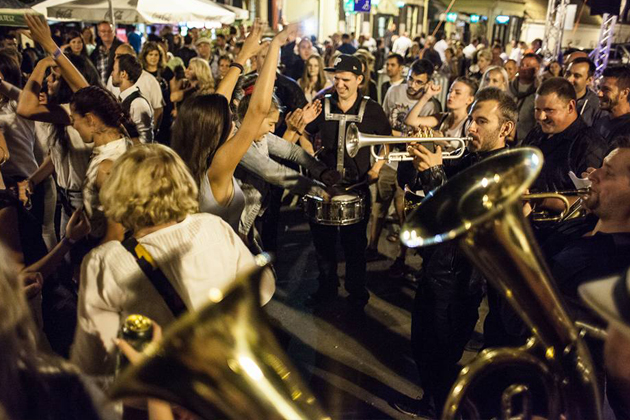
[122,236,188,317]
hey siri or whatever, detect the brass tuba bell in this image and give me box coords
[401,148,601,420]
[109,254,330,420]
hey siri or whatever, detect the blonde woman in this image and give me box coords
[298,54,331,102]
[469,48,492,81]
[170,57,214,107]
[479,65,510,92]
[72,144,274,375]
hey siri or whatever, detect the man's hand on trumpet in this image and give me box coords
[408,143,443,172]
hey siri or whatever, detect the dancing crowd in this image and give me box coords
[1,14,630,420]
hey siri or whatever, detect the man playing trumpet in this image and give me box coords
[394,87,517,417]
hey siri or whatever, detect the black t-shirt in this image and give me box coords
[522,117,607,192]
[306,92,391,184]
[593,112,630,145]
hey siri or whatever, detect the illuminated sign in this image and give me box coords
[470,14,480,23]
[495,15,510,24]
[446,12,458,22]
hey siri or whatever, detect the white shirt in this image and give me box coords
[82,137,129,238]
[71,213,275,375]
[35,104,92,191]
[119,86,154,143]
[0,100,39,179]
[392,36,413,57]
[106,70,165,111]
[509,47,523,65]
[434,39,449,63]
[463,43,477,60]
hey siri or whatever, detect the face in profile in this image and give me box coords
[467,99,506,152]
[585,148,630,220]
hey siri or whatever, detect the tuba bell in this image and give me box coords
[109,254,330,420]
[401,148,601,420]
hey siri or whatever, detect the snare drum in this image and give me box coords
[303,192,365,226]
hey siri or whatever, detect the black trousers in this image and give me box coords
[411,243,483,413]
[309,206,370,302]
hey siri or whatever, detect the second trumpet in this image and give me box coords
[345,123,472,162]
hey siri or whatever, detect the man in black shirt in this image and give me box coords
[593,66,630,144]
[394,88,517,418]
[523,77,607,215]
[305,55,391,308]
[564,57,605,126]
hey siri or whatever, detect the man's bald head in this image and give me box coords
[115,43,136,59]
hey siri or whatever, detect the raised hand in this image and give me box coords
[302,99,322,125]
[24,14,56,53]
[273,22,299,46]
[239,18,264,60]
[424,81,442,98]
[285,109,304,133]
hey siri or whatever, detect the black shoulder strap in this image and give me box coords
[122,236,188,317]
[120,90,143,115]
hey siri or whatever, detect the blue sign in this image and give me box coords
[446,12,458,22]
[355,0,371,12]
[470,14,480,23]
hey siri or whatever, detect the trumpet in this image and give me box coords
[522,188,590,223]
[345,123,472,162]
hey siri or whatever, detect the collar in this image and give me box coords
[329,92,362,114]
[119,86,139,101]
[92,138,127,156]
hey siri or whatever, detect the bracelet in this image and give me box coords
[52,48,63,59]
[229,62,244,73]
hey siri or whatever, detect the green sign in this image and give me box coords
[343,0,354,13]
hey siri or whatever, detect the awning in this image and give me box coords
[0,0,41,27]
[38,0,235,25]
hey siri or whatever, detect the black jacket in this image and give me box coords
[89,37,123,82]
[404,148,508,297]
[522,117,607,192]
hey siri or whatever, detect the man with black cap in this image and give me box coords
[304,54,392,309]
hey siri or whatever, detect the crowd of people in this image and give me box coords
[0,14,629,420]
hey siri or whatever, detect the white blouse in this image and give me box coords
[82,138,129,238]
[36,104,92,190]
[71,213,275,375]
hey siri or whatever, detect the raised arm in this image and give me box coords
[17,56,72,124]
[25,14,88,92]
[208,23,298,201]
[215,19,264,100]
[405,81,441,128]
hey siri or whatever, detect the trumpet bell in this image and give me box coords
[346,123,360,158]
[110,255,330,420]
[401,148,543,248]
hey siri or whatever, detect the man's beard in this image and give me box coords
[469,127,501,152]
[406,88,422,99]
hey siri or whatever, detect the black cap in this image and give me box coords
[324,54,363,76]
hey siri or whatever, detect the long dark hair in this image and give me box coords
[71,85,132,134]
[64,30,88,57]
[51,55,101,155]
[171,94,232,186]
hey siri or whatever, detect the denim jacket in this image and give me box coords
[235,133,328,237]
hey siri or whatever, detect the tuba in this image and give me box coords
[400,148,601,420]
[109,254,330,420]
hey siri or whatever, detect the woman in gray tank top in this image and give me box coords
[171,21,297,232]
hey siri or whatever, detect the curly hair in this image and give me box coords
[100,144,199,232]
[139,41,166,71]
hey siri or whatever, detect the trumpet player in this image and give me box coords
[394,88,517,418]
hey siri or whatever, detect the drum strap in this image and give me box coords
[325,95,369,179]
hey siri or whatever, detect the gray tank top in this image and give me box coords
[199,175,245,232]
